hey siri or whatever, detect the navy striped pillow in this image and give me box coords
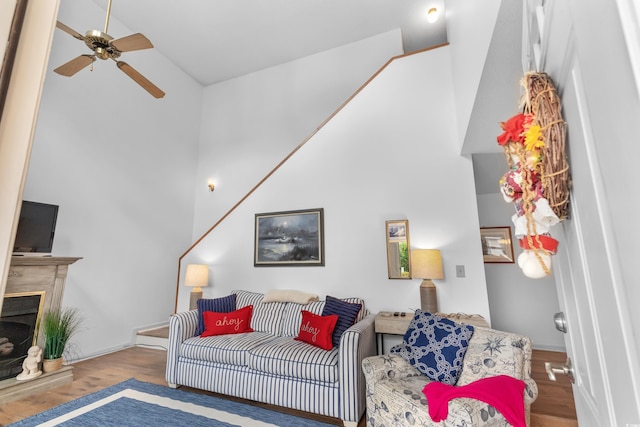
[321,295,362,348]
[196,294,237,335]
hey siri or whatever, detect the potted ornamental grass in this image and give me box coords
[42,306,83,373]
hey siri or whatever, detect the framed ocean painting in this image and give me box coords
[254,208,324,266]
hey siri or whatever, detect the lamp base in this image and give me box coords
[189,288,203,310]
[420,280,438,313]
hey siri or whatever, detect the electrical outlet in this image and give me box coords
[456,265,465,278]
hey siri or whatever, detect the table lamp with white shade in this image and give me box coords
[185,264,208,310]
[411,249,444,313]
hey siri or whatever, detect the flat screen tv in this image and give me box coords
[13,201,59,255]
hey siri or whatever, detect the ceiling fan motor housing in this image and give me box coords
[83,29,121,60]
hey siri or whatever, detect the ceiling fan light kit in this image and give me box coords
[54,0,165,98]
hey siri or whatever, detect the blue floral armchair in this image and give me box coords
[362,326,538,426]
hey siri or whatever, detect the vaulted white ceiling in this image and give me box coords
[55,0,522,193]
[80,0,447,86]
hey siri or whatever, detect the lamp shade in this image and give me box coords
[185,264,208,288]
[411,249,443,280]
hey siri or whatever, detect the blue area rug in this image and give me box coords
[8,379,337,427]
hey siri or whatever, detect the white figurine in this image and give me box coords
[16,345,43,381]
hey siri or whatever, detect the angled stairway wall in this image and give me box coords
[178,45,491,323]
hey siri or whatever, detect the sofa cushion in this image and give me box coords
[457,327,530,386]
[391,310,474,385]
[234,290,286,335]
[201,305,254,337]
[248,336,339,383]
[180,331,276,366]
[322,295,362,348]
[196,294,237,336]
[295,310,339,350]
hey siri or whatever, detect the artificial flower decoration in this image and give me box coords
[497,113,527,146]
[524,124,544,152]
[495,72,570,279]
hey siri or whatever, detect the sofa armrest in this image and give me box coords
[362,354,420,391]
[521,336,539,407]
[165,309,198,385]
[338,313,376,423]
[524,373,539,406]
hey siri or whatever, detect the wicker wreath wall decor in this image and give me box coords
[496,72,571,279]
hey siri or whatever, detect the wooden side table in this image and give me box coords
[374,311,413,353]
[373,311,490,354]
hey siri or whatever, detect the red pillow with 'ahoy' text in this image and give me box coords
[201,305,254,337]
[295,310,339,350]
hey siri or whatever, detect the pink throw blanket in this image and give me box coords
[423,375,526,427]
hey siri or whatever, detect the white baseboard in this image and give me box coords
[67,344,135,363]
[132,321,170,335]
[532,344,567,352]
[134,335,168,350]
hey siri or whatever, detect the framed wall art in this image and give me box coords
[480,226,515,263]
[254,208,324,266]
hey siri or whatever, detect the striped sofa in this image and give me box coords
[166,290,376,427]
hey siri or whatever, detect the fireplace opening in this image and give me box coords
[0,293,44,381]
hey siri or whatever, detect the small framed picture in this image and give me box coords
[254,208,324,266]
[385,220,411,279]
[480,226,515,263]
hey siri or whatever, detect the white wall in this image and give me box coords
[20,0,203,359]
[192,30,403,238]
[178,47,492,328]
[477,193,565,351]
[446,0,502,148]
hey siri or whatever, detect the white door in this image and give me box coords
[525,1,640,425]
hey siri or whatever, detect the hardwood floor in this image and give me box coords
[0,347,168,426]
[0,346,578,427]
[530,350,578,427]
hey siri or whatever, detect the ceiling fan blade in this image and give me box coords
[56,21,85,41]
[54,55,96,77]
[116,61,165,99]
[111,33,153,52]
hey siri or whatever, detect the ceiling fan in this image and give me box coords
[53,0,165,99]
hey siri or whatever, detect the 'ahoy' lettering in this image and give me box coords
[300,321,320,342]
[216,316,244,331]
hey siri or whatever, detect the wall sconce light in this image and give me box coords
[208,180,215,192]
[411,249,444,313]
[427,7,439,23]
[185,264,209,310]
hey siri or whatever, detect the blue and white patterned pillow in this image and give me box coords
[390,310,474,385]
